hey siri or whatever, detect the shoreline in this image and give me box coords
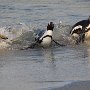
[46,80,90,90]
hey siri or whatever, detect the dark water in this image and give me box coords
[0,0,90,90]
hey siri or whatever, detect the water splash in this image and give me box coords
[0,23,34,49]
[0,22,87,50]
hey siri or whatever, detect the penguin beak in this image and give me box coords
[0,34,8,40]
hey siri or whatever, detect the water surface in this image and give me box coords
[0,0,90,90]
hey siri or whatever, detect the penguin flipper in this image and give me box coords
[52,39,65,46]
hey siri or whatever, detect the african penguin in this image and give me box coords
[70,16,90,44]
[34,22,54,47]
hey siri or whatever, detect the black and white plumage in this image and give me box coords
[70,16,90,44]
[34,22,54,47]
[21,22,64,50]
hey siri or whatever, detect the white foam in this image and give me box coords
[0,23,32,49]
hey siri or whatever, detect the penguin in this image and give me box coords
[34,22,54,47]
[70,16,90,44]
[20,22,54,50]
[21,22,65,50]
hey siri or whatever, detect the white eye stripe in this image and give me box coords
[86,24,90,29]
[71,25,82,34]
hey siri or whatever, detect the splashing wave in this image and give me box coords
[0,22,79,49]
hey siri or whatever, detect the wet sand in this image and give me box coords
[45,81,90,90]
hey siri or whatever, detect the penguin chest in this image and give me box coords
[85,30,90,39]
[41,37,52,47]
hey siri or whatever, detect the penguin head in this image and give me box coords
[47,22,54,31]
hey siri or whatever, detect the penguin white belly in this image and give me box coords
[85,30,90,39]
[41,37,52,47]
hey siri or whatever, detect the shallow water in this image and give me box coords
[1,45,90,90]
[0,0,90,90]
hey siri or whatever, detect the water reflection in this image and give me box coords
[42,48,56,67]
